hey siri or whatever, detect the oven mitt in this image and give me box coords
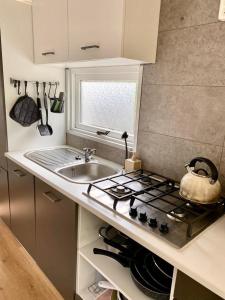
[10,95,40,127]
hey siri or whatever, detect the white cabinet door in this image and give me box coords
[123,0,161,63]
[68,0,124,61]
[32,0,68,64]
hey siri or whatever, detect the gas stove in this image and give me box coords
[83,169,225,248]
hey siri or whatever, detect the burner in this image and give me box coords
[139,176,152,184]
[167,208,186,223]
[85,169,225,248]
[111,185,131,195]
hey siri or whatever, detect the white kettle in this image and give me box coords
[179,157,221,204]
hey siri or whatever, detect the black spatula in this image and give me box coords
[37,98,51,136]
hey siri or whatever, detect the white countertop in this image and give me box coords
[5,149,225,299]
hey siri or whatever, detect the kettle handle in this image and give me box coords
[189,157,218,183]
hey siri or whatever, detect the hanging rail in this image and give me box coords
[10,78,60,86]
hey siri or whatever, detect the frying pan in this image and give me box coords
[101,234,172,291]
[93,247,170,300]
[99,226,139,249]
[152,254,173,279]
[102,237,171,291]
[143,253,172,290]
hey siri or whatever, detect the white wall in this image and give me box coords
[0,0,66,151]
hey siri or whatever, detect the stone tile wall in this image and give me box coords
[137,0,225,186]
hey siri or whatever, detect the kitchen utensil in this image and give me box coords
[96,289,113,300]
[98,281,127,300]
[9,80,40,127]
[50,91,64,113]
[36,82,52,136]
[101,237,172,292]
[152,254,173,279]
[37,98,50,136]
[93,247,170,300]
[144,253,172,289]
[180,157,221,204]
[43,82,53,135]
[98,281,116,290]
[99,226,137,248]
[103,238,173,292]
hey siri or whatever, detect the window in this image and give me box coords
[67,66,143,149]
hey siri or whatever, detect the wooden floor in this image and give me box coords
[0,220,63,300]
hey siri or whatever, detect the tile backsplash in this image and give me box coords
[66,134,127,166]
[137,0,225,185]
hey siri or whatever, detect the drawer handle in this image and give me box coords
[13,169,26,177]
[43,191,61,203]
[42,51,55,56]
[80,45,100,51]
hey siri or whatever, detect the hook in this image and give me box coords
[43,82,46,95]
[54,82,58,98]
[17,80,21,95]
[36,81,39,96]
[48,82,52,99]
[24,81,28,95]
[13,80,17,89]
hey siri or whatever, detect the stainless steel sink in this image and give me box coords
[25,147,121,184]
[56,162,119,183]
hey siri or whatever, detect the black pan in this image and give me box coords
[152,253,174,279]
[93,247,170,300]
[101,233,172,292]
[144,253,172,290]
[99,226,137,247]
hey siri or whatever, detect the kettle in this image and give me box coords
[179,157,221,204]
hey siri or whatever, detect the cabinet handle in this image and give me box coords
[80,45,100,51]
[13,169,26,177]
[42,51,55,56]
[43,191,62,203]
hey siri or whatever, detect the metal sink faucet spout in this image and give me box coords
[83,148,96,163]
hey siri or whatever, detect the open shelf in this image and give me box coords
[79,238,154,300]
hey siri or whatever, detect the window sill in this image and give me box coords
[67,129,133,151]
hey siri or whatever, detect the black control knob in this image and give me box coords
[159,223,169,234]
[129,207,137,218]
[148,218,158,228]
[139,212,147,223]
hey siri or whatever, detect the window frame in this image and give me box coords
[66,65,143,150]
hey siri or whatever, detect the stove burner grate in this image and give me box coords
[86,169,225,239]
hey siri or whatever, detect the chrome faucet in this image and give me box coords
[83,148,96,163]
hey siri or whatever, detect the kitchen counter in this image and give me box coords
[5,149,225,299]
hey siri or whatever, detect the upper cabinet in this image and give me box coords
[32,0,68,64]
[32,0,161,64]
[68,0,124,62]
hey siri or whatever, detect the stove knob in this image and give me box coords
[159,223,169,234]
[129,207,137,218]
[139,212,147,223]
[148,218,158,228]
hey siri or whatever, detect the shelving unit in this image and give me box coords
[76,207,174,300]
[79,239,153,300]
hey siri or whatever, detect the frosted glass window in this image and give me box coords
[80,81,137,134]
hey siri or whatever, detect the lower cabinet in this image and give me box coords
[35,178,77,300]
[0,167,10,227]
[173,271,223,300]
[8,161,35,257]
